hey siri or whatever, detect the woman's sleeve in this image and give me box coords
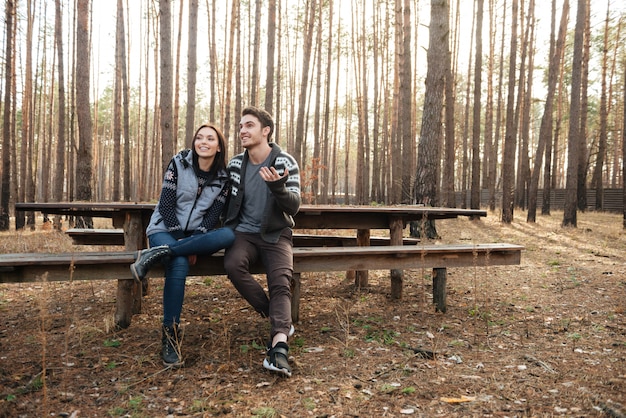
[157,160,185,239]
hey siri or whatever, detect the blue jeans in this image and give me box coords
[149,227,235,327]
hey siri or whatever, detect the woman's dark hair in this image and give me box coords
[192,123,228,172]
[242,106,275,141]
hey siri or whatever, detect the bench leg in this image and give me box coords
[115,280,138,329]
[354,229,369,288]
[114,212,145,329]
[432,267,447,313]
[391,269,403,299]
[389,217,404,299]
[291,273,301,324]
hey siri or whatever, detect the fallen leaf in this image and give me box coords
[440,395,476,404]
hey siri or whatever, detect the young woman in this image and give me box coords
[131,123,235,367]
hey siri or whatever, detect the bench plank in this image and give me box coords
[0,243,523,325]
[0,244,522,282]
[65,228,421,247]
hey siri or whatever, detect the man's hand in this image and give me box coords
[259,166,288,182]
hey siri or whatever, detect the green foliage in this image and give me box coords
[251,406,278,418]
[103,339,121,348]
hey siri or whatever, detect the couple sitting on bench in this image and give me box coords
[131,107,300,378]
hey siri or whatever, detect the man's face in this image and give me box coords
[239,114,268,149]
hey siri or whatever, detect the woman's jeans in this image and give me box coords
[149,227,235,327]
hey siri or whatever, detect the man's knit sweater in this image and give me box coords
[224,143,301,243]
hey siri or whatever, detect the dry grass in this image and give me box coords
[0,209,625,417]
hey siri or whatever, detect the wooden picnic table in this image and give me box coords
[16,202,485,241]
[15,201,486,283]
[14,202,491,328]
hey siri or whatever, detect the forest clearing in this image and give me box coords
[0,209,624,417]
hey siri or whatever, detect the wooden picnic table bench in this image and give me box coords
[15,202,491,328]
[0,243,523,328]
[65,228,421,247]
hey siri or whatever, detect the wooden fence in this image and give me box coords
[456,188,624,213]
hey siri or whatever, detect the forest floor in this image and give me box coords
[0,208,625,418]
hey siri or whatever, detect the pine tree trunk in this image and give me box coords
[563,0,587,227]
[501,0,519,223]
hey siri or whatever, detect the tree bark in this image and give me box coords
[0,0,15,230]
[160,0,174,172]
[501,0,519,223]
[470,0,483,214]
[528,0,568,222]
[412,0,447,239]
[185,0,198,144]
[75,0,93,229]
[563,0,587,227]
[264,0,277,113]
[592,3,610,211]
[113,0,124,201]
[294,0,316,165]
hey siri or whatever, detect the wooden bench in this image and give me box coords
[0,243,523,329]
[65,228,421,247]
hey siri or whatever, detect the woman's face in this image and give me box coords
[194,126,220,160]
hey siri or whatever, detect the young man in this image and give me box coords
[223,106,301,377]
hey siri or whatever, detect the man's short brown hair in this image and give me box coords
[242,106,275,142]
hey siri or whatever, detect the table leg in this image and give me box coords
[114,211,144,329]
[389,217,404,299]
[354,228,370,288]
[291,273,301,324]
[432,267,447,313]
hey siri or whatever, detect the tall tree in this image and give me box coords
[250,0,262,106]
[0,0,14,230]
[489,0,507,211]
[54,0,66,204]
[527,0,569,222]
[501,0,519,223]
[320,0,333,204]
[222,0,238,146]
[592,2,610,210]
[356,0,370,204]
[622,63,626,228]
[515,0,535,209]
[122,1,130,200]
[17,0,35,230]
[208,0,217,122]
[441,0,457,208]
[576,0,591,211]
[412,0,447,239]
[391,0,403,203]
[400,0,412,203]
[294,0,316,165]
[75,0,94,219]
[185,0,198,143]
[264,0,277,112]
[160,0,174,172]
[470,0,484,213]
[563,0,587,227]
[113,0,124,201]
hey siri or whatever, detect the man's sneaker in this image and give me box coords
[266,325,295,351]
[161,324,184,368]
[263,342,291,377]
[131,245,171,281]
